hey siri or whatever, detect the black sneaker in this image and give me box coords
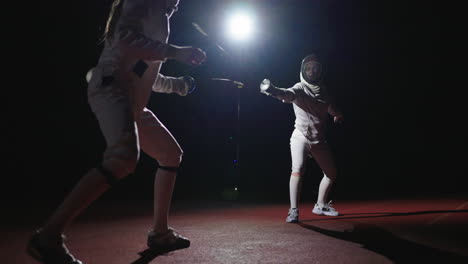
[27,229,83,264]
[147,227,190,253]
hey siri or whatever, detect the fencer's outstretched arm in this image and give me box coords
[85,71,195,96]
[118,0,206,65]
[118,30,173,62]
[259,79,297,103]
[152,74,195,96]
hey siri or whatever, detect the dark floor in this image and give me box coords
[2,196,468,264]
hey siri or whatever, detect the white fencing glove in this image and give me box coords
[260,78,282,96]
[260,79,272,95]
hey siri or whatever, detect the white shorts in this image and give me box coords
[87,67,183,169]
[290,129,337,179]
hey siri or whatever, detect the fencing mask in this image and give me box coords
[300,54,323,86]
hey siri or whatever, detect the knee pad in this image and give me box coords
[97,164,120,187]
[157,165,179,172]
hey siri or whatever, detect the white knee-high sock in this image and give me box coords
[153,169,176,233]
[289,175,302,209]
[317,175,333,206]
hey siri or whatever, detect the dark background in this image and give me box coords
[5,0,454,206]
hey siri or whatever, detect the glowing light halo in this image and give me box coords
[226,11,255,41]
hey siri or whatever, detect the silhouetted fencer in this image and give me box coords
[27,1,206,263]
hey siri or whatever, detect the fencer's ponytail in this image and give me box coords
[101,0,124,43]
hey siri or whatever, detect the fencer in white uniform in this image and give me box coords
[27,1,207,263]
[260,54,344,223]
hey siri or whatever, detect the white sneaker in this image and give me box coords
[286,208,299,223]
[312,201,339,216]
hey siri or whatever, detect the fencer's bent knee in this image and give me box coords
[110,155,138,176]
[97,164,119,186]
[101,154,138,185]
[324,169,337,181]
[291,164,306,176]
[157,147,183,168]
[157,150,183,172]
[102,141,139,181]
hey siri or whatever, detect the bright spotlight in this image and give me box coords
[226,12,254,41]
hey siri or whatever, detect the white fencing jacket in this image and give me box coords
[88,0,189,116]
[270,81,341,143]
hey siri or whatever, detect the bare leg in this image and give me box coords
[137,108,190,251]
[153,169,177,233]
[39,74,140,243]
[137,108,183,233]
[40,168,109,244]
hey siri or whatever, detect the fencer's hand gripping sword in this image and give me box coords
[260,79,271,93]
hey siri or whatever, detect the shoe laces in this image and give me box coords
[323,201,336,211]
[288,208,299,216]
